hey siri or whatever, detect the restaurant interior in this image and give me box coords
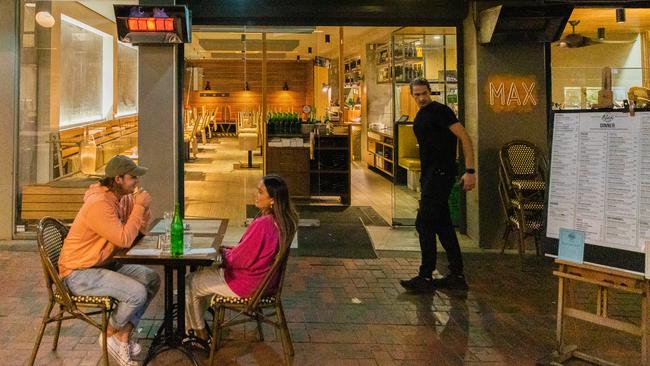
[14,1,650,244]
[180,26,459,234]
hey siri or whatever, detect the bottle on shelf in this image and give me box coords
[170,202,184,256]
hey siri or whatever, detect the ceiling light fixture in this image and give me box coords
[616,8,625,23]
[35,11,55,28]
[242,32,248,91]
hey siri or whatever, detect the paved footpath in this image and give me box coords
[0,243,641,365]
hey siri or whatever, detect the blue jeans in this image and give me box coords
[64,263,160,330]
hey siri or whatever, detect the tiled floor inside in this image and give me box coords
[2,242,643,366]
[184,137,430,252]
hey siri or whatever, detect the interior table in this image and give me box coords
[114,218,228,365]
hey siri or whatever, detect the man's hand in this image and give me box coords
[134,190,152,208]
[460,173,476,191]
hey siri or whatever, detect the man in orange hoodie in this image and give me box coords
[59,155,160,366]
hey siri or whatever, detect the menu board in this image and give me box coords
[545,111,650,275]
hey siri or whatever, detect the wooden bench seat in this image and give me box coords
[21,177,99,220]
[56,116,138,176]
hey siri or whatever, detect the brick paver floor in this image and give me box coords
[0,242,642,365]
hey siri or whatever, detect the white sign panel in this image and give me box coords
[547,112,650,272]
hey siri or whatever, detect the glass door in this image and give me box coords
[391,27,459,226]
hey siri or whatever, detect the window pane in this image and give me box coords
[59,15,106,126]
[118,43,138,115]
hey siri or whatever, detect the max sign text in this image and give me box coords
[485,74,538,113]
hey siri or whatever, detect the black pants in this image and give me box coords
[416,174,464,278]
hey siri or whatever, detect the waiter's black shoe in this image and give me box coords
[431,273,469,291]
[400,276,434,292]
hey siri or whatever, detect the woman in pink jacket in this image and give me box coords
[185,174,298,341]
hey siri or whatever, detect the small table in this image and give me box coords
[114,218,228,365]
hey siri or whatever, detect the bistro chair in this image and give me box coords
[208,236,295,365]
[29,217,116,366]
[498,141,547,268]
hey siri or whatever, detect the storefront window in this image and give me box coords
[551,8,650,110]
[59,14,113,127]
[16,1,138,234]
[117,42,138,116]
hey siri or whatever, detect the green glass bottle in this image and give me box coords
[170,202,184,256]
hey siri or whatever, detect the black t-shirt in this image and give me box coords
[413,101,458,188]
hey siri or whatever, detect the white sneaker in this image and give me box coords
[128,339,142,356]
[99,333,142,356]
[107,336,139,366]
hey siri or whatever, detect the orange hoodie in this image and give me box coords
[58,183,151,278]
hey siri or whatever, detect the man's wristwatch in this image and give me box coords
[465,168,476,174]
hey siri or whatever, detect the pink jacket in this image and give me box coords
[58,183,150,278]
[223,214,280,297]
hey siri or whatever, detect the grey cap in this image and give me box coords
[105,155,148,177]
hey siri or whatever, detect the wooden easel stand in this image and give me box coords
[539,260,649,366]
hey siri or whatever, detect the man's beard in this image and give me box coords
[116,184,134,196]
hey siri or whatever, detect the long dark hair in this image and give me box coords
[98,175,120,192]
[262,174,298,249]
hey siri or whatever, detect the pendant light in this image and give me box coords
[242,33,249,91]
[616,8,625,23]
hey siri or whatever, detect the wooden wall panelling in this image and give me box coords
[187,60,314,116]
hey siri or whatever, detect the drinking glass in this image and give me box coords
[158,233,171,254]
[183,233,192,253]
[163,211,173,234]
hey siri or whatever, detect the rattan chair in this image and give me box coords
[208,237,294,365]
[498,141,547,266]
[29,217,116,366]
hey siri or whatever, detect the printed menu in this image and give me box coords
[547,111,650,255]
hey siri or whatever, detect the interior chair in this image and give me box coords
[498,140,547,266]
[197,108,211,145]
[216,105,237,136]
[237,109,260,168]
[208,236,295,366]
[29,217,116,366]
[183,109,202,160]
[628,86,650,109]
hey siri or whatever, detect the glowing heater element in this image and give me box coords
[127,17,175,31]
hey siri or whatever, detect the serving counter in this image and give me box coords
[266,126,351,205]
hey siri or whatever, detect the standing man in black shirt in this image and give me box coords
[400,78,476,292]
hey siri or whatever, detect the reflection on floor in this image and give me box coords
[185,137,398,230]
[183,137,477,251]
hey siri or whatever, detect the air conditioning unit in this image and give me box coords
[114,5,191,44]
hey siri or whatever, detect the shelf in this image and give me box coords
[317,147,348,151]
[375,156,393,163]
[393,57,423,64]
[268,133,307,138]
[377,167,393,175]
[310,170,349,174]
